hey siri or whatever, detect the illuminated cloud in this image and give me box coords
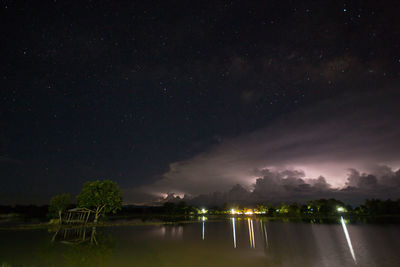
[142,91,397,192]
[188,167,400,206]
[125,89,400,204]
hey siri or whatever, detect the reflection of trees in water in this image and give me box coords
[229,218,320,266]
[149,224,185,239]
[48,226,115,266]
[51,226,93,244]
[259,220,321,266]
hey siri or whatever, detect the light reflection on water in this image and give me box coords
[231,217,236,248]
[1,218,400,266]
[260,219,268,248]
[202,216,205,240]
[341,216,356,264]
[247,218,255,248]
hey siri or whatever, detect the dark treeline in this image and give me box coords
[0,205,50,219]
[1,198,400,219]
[111,198,400,217]
[356,199,400,216]
[253,198,400,217]
[114,202,201,217]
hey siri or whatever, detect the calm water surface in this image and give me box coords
[1,217,400,266]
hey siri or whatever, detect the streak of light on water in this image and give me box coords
[341,216,357,264]
[232,217,236,248]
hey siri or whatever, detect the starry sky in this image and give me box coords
[1,0,400,204]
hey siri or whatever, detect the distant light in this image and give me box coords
[231,209,235,214]
[337,207,345,212]
[344,8,347,12]
[245,209,253,215]
[200,208,207,214]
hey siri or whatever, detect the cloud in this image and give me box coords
[187,167,400,206]
[125,89,400,204]
[345,169,377,189]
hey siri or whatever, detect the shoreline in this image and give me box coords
[1,214,400,231]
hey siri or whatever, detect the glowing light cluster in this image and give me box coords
[244,209,254,215]
[230,209,242,215]
[230,208,258,215]
[199,208,208,214]
[337,206,346,212]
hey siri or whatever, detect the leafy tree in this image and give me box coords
[278,202,289,214]
[300,204,308,214]
[305,198,346,216]
[288,203,300,215]
[162,202,176,214]
[77,180,122,223]
[256,204,267,213]
[49,193,71,224]
[177,201,189,214]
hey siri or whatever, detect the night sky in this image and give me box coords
[1,1,400,204]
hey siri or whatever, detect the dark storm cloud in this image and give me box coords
[131,89,400,202]
[187,167,400,206]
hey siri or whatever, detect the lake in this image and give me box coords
[1,217,400,266]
